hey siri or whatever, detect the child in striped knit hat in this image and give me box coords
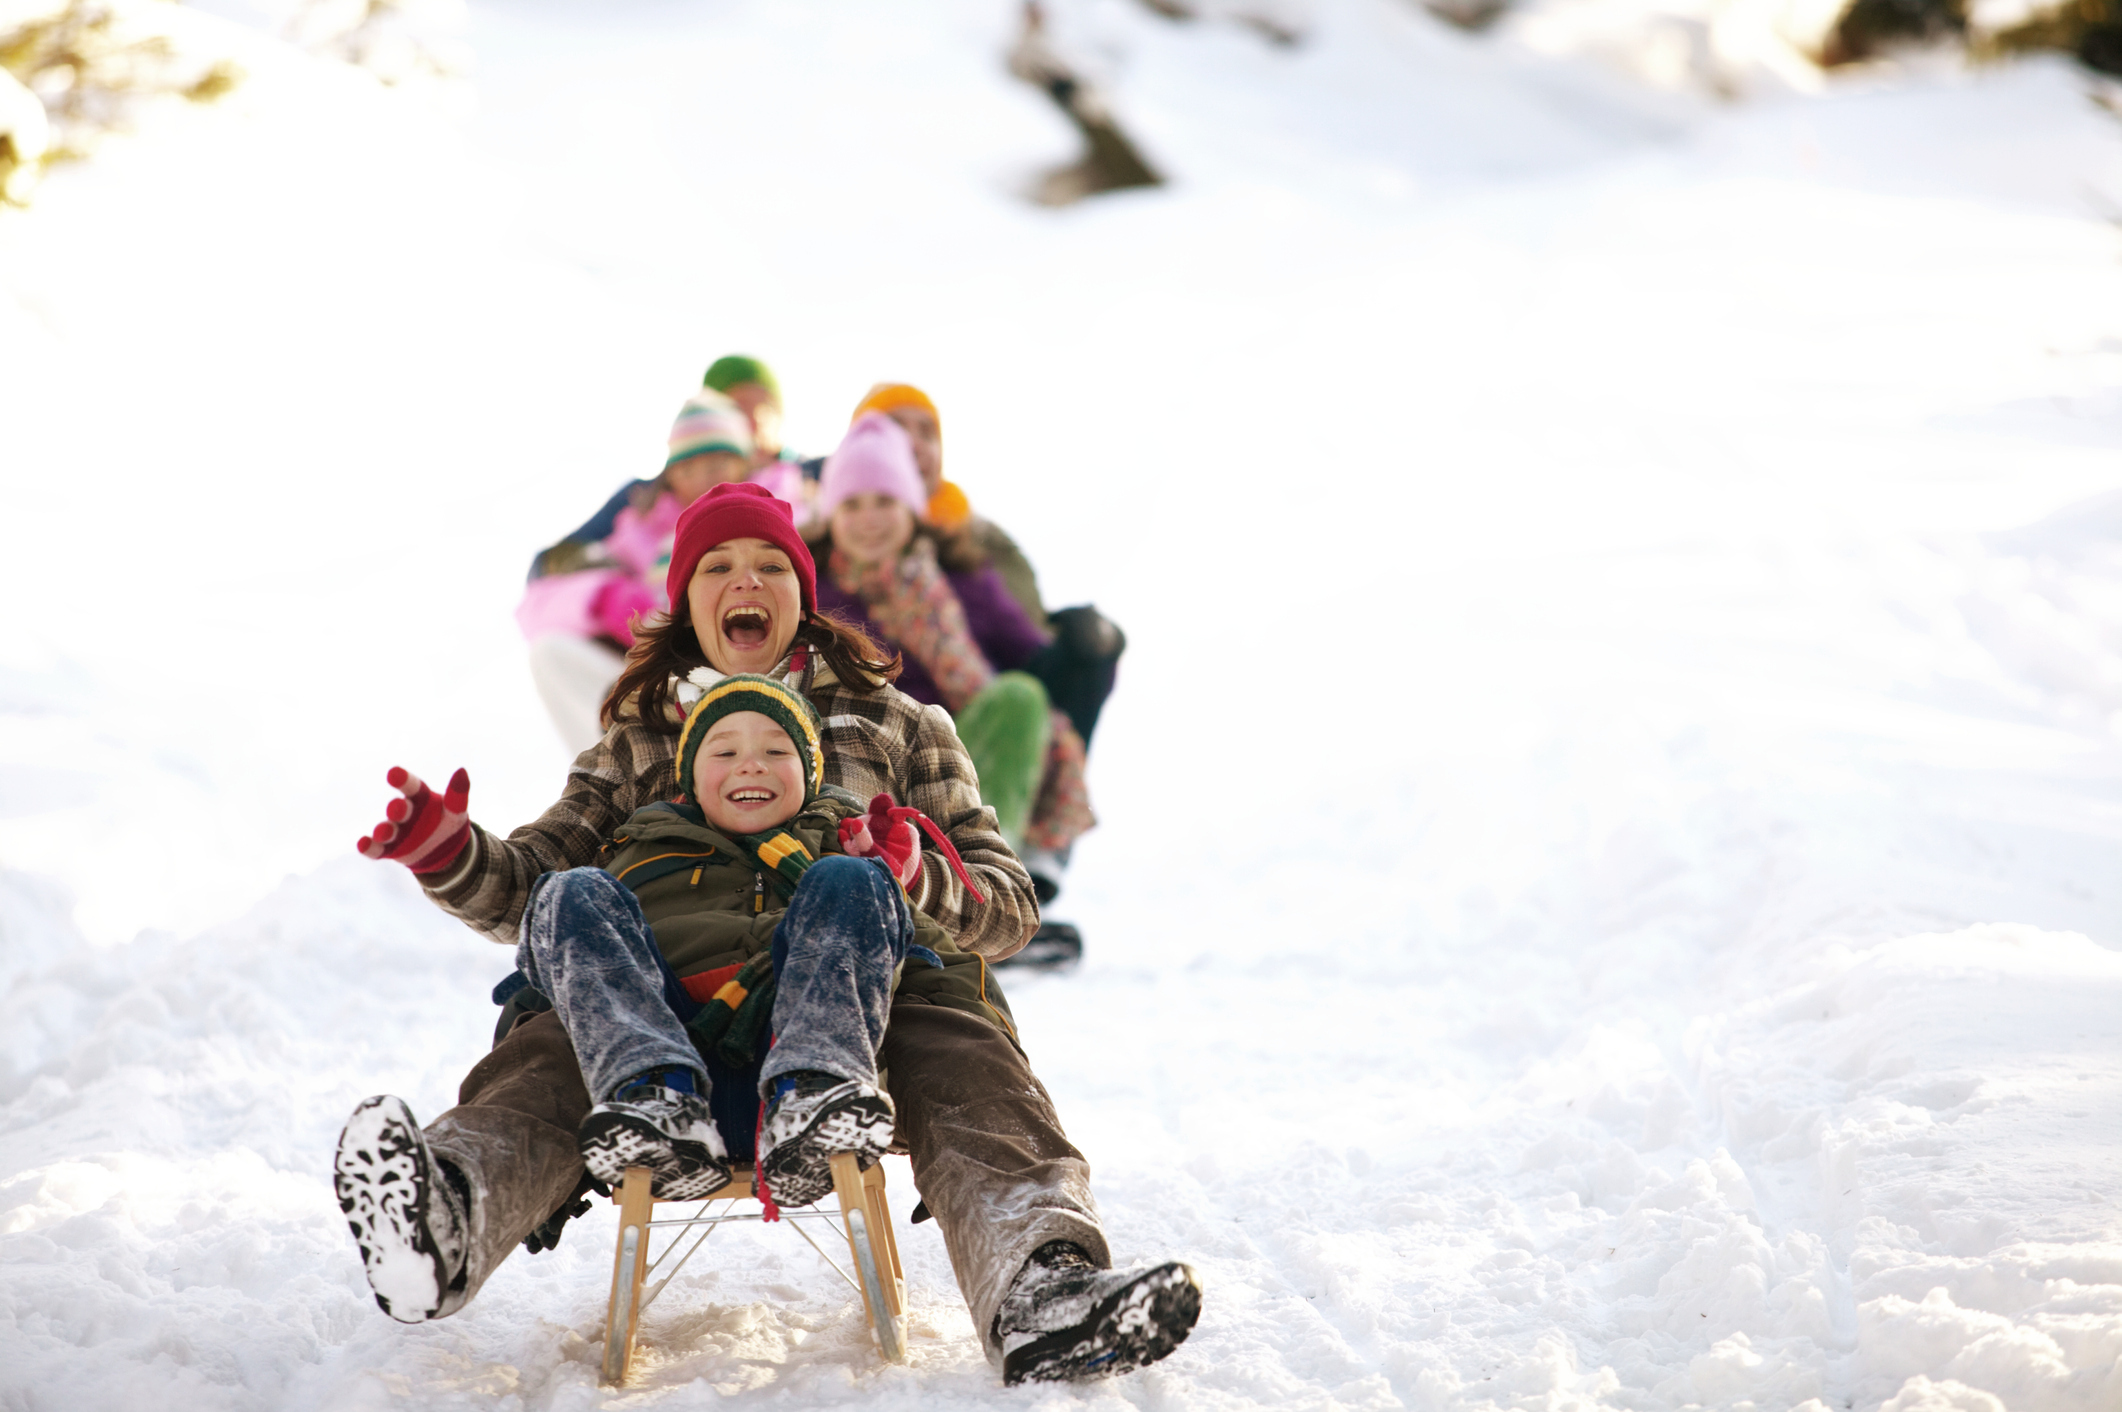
[518,388,771,754]
[662,387,755,502]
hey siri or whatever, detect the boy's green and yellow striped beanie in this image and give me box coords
[676,674,824,807]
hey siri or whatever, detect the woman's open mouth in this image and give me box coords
[722,605,771,650]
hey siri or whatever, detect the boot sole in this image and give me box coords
[578,1109,731,1201]
[334,1096,455,1323]
[759,1089,894,1208]
[994,922,1083,971]
[1003,1261,1203,1385]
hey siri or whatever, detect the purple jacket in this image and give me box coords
[815,563,1050,709]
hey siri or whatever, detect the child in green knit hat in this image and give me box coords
[551,673,988,1214]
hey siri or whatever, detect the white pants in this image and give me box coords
[526,635,626,756]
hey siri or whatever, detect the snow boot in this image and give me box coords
[993,1241,1202,1385]
[577,1069,731,1200]
[334,1095,469,1323]
[757,1069,894,1208]
[996,920,1083,971]
[1021,847,1067,906]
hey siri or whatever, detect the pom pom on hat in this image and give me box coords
[819,413,927,520]
[926,481,972,531]
[667,388,754,471]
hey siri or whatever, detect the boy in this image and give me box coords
[565,670,994,1206]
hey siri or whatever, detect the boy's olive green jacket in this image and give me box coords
[596,791,1020,1051]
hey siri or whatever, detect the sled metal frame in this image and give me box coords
[600,1156,907,1385]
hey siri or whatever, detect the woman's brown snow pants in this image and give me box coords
[422,995,1107,1359]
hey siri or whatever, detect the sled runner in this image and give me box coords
[602,1153,907,1384]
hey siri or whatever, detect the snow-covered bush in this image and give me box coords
[1974,0,2122,73]
[1505,0,1845,96]
[278,0,468,85]
[0,63,46,202]
[0,0,240,202]
[1505,0,2122,95]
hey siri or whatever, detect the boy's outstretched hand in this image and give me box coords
[358,767,472,874]
[838,793,922,888]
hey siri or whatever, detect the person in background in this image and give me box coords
[807,414,1094,921]
[703,353,811,510]
[519,387,759,754]
[838,384,1127,933]
[849,383,1044,626]
[703,354,785,471]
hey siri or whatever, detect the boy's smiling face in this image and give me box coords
[692,711,806,833]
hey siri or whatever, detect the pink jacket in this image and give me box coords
[516,492,682,645]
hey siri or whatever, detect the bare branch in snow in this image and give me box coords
[1130,0,1310,44]
[282,0,468,86]
[1009,0,1164,206]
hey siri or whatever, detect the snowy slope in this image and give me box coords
[4,1,2122,1408]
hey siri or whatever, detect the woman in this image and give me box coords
[342,481,1199,1384]
[520,384,791,754]
[807,413,1094,900]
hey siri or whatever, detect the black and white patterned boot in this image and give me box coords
[994,1242,1202,1385]
[756,1070,894,1208]
[333,1095,470,1322]
[577,1071,732,1200]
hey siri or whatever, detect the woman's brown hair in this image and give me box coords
[600,596,901,734]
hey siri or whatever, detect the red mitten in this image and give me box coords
[357,767,472,874]
[590,577,655,647]
[838,793,920,887]
[836,793,987,903]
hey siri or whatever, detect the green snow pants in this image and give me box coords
[954,671,1050,852]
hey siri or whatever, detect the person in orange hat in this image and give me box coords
[841,385,1128,953]
[849,383,1047,628]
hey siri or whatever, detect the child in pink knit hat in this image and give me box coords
[816,412,928,521]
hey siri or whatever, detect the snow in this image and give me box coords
[4,0,2122,1407]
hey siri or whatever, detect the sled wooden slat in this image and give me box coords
[599,1159,909,1384]
[863,1160,905,1316]
[601,1166,655,1384]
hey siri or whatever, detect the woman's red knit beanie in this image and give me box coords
[665,482,818,615]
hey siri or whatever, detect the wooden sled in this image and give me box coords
[601,1154,907,1385]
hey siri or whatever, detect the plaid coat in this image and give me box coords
[419,655,1040,959]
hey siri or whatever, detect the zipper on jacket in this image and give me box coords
[689,866,703,887]
[752,871,765,914]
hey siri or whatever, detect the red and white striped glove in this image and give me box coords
[357,767,472,874]
[837,793,921,888]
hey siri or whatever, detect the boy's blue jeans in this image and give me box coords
[515,856,914,1125]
